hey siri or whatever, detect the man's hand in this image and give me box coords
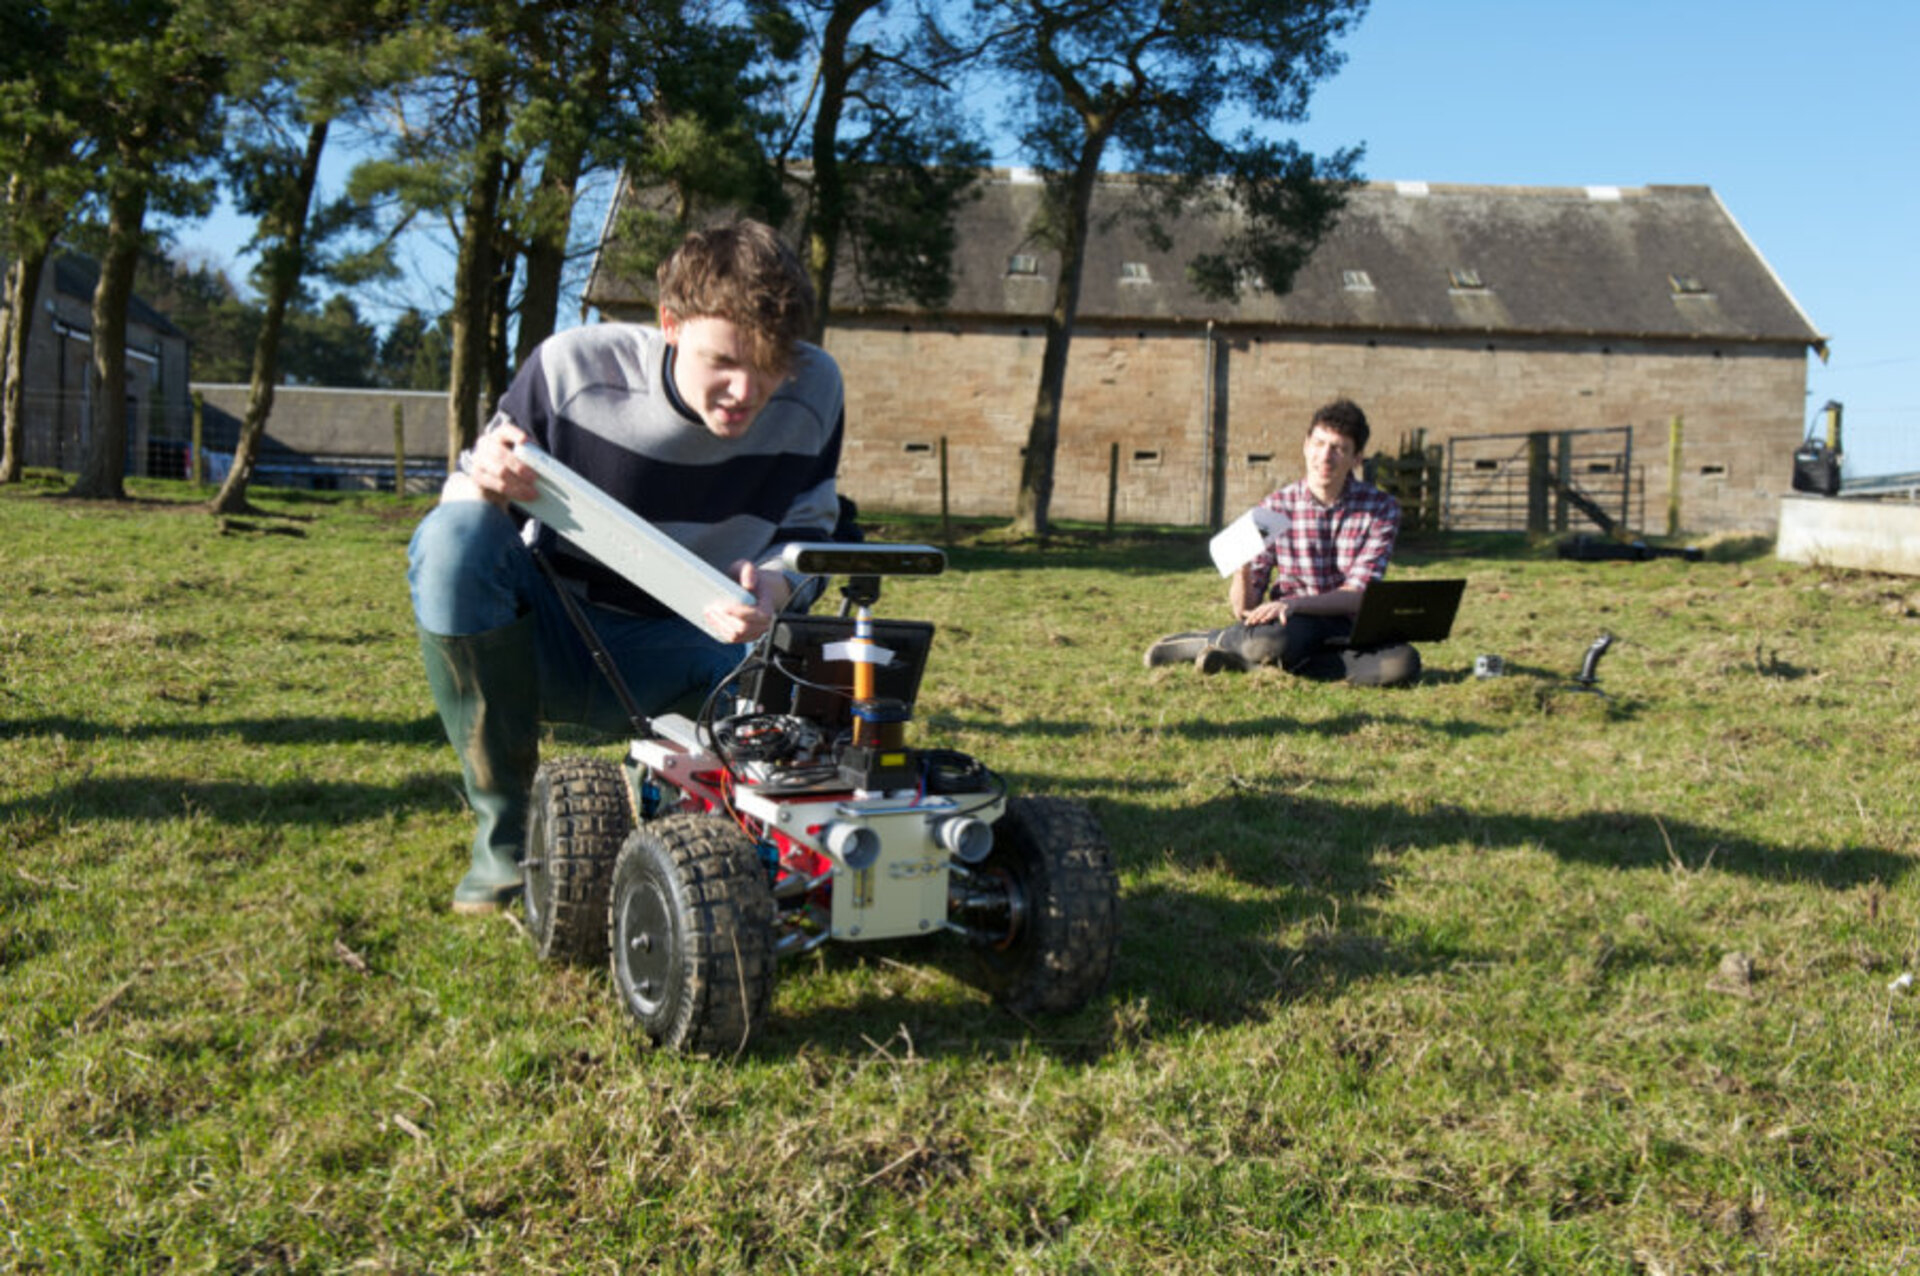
[444,423,538,507]
[1240,598,1289,627]
[1243,586,1363,627]
[703,559,792,644]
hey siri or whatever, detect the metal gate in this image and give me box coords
[1443,426,1639,534]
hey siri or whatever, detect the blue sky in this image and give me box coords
[1264,0,1920,479]
[178,1,1916,477]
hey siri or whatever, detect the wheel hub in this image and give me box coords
[618,882,674,1014]
[949,863,1025,948]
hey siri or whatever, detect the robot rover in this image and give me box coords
[505,449,1119,1054]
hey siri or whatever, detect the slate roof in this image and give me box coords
[52,252,187,341]
[193,384,446,459]
[586,173,1824,351]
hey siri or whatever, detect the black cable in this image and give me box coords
[530,548,651,738]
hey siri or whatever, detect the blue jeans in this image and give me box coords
[407,500,743,737]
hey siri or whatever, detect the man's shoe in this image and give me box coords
[451,875,523,916]
[1144,631,1216,668]
[1195,645,1249,675]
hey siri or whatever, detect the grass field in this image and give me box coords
[4,471,1919,1273]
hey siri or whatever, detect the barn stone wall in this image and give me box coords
[824,319,1808,534]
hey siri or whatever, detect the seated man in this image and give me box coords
[407,220,845,913]
[1143,398,1420,687]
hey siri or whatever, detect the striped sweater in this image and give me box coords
[487,323,844,617]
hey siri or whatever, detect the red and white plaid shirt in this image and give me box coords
[1245,477,1400,601]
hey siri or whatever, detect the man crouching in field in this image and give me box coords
[406,221,845,913]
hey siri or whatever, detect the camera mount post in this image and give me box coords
[838,574,882,612]
[1568,632,1615,696]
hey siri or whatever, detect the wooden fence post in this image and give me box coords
[1105,442,1119,537]
[1527,432,1550,533]
[1555,431,1573,531]
[1666,414,1683,537]
[393,402,407,495]
[939,436,951,545]
[1424,444,1444,531]
[190,391,204,486]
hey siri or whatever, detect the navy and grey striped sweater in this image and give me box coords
[488,323,844,618]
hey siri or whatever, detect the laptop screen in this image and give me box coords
[737,615,936,732]
[1339,579,1466,647]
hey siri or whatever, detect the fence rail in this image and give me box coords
[1443,427,1637,534]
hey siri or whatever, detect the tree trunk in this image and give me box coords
[444,81,507,472]
[1009,142,1105,539]
[2,241,52,484]
[514,1,610,363]
[515,156,581,365]
[487,231,513,403]
[210,117,331,516]
[798,1,874,343]
[69,179,148,500]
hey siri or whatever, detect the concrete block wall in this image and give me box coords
[828,319,1809,534]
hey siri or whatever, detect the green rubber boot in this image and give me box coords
[418,615,541,915]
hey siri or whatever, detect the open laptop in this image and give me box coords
[738,615,936,733]
[1331,578,1466,648]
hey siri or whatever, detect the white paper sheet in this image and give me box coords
[1207,505,1291,576]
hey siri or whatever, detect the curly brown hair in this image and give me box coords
[1309,398,1370,454]
[656,221,816,376]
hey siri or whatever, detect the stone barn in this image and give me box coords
[585,173,1825,534]
[4,252,194,478]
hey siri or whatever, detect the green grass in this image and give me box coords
[4,471,1919,1272]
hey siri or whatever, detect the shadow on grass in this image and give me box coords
[14,706,1901,1069]
[1,771,458,829]
[935,707,1507,744]
[893,524,1587,578]
[1094,785,1910,895]
[939,537,1212,577]
[1079,785,1904,1033]
[724,763,1906,1065]
[737,832,1439,1067]
[1,712,445,747]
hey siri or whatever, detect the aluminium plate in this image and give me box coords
[510,442,754,641]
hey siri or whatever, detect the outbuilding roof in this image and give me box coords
[52,252,188,341]
[587,174,1824,351]
[192,383,446,459]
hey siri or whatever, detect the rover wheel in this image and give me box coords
[961,796,1119,1015]
[608,814,777,1055]
[523,757,632,965]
